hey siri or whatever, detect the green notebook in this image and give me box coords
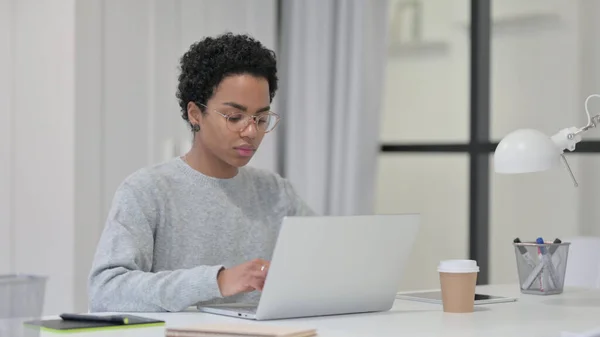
[24,314,165,334]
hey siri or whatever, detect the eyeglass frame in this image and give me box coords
[194,102,281,133]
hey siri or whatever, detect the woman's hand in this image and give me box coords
[217,258,270,297]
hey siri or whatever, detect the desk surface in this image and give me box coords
[41,284,600,337]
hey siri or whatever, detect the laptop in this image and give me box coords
[197,214,420,320]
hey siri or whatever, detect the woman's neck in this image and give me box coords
[183,145,238,179]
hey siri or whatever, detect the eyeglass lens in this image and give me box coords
[227,113,277,132]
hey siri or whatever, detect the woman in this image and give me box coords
[88,33,314,312]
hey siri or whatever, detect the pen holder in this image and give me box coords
[513,241,570,295]
[0,274,47,337]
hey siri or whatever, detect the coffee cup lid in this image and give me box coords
[438,259,480,273]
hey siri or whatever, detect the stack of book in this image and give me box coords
[166,323,317,337]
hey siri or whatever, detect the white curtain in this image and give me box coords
[279,0,390,215]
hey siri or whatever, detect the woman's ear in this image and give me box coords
[187,101,203,126]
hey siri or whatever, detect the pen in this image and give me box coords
[522,257,545,290]
[60,313,129,325]
[520,237,554,291]
[514,237,543,291]
[550,238,562,267]
[549,238,562,255]
[521,238,544,290]
[536,237,549,290]
[537,237,560,290]
[549,238,564,285]
[514,238,537,269]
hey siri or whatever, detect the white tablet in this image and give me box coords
[396,291,518,305]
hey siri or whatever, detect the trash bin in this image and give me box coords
[0,275,47,337]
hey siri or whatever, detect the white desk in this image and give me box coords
[40,284,600,337]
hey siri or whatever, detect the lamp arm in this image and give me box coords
[571,113,600,138]
[549,128,581,187]
[548,93,600,188]
[551,94,600,151]
[572,94,600,137]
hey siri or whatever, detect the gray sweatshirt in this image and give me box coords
[88,157,314,312]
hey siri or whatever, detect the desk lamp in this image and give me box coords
[494,94,600,187]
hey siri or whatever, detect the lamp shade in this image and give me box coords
[494,129,561,174]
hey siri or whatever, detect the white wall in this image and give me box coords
[11,0,77,315]
[74,0,104,313]
[100,0,278,217]
[578,0,600,237]
[0,0,13,275]
[377,0,595,290]
[0,0,277,315]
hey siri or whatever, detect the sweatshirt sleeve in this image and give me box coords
[88,181,224,312]
[282,178,318,217]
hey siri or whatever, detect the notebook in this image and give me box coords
[165,323,317,337]
[24,314,165,333]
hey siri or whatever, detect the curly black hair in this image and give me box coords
[176,32,278,126]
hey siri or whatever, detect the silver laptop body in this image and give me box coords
[197,214,420,320]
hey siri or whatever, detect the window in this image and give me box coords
[378,0,600,290]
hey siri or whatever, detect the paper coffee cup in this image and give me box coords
[438,260,479,313]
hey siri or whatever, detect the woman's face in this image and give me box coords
[189,74,271,169]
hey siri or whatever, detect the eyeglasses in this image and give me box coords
[196,103,280,133]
